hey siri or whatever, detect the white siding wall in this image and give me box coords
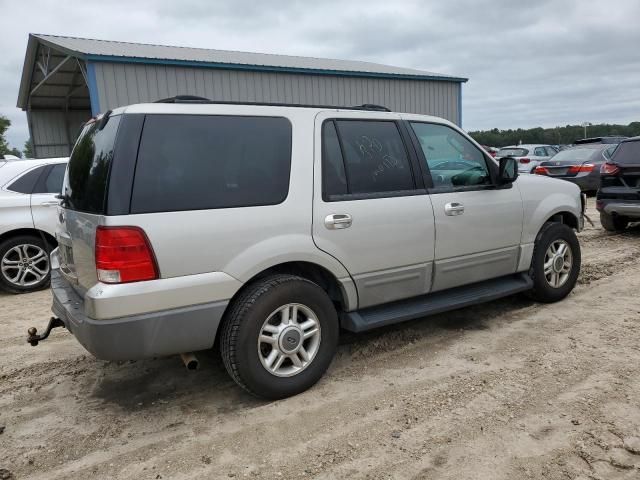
[94,62,461,124]
[29,109,91,158]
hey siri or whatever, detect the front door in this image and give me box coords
[312,112,436,309]
[406,120,523,292]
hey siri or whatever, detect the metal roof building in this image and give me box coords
[17,34,468,158]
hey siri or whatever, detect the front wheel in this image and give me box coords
[220,274,339,399]
[527,222,581,303]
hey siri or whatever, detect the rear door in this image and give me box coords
[312,112,436,308]
[58,115,123,292]
[30,162,67,236]
[406,119,523,292]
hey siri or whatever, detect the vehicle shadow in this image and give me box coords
[87,292,536,412]
[88,349,265,413]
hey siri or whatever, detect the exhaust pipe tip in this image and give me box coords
[180,352,199,371]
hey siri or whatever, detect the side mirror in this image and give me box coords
[498,157,518,185]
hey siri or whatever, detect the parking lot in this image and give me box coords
[1,199,640,480]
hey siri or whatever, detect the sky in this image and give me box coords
[1,0,639,151]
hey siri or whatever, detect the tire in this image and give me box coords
[0,235,51,294]
[600,212,628,232]
[220,274,339,399]
[527,222,581,303]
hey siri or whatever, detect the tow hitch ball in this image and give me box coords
[27,317,65,346]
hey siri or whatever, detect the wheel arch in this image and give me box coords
[232,260,356,312]
[543,210,580,231]
[0,228,56,248]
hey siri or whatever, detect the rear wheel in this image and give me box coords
[0,235,51,294]
[528,222,580,303]
[220,274,339,399]
[600,212,628,232]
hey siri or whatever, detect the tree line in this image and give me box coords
[469,122,640,147]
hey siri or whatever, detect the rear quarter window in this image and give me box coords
[64,115,121,213]
[6,166,47,194]
[130,115,292,214]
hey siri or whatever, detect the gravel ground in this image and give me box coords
[1,200,640,480]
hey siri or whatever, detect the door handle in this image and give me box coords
[40,201,60,207]
[444,202,464,216]
[324,214,352,229]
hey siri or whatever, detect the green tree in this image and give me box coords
[0,115,10,156]
[23,138,34,158]
[7,147,22,158]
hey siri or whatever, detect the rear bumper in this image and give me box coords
[597,200,640,218]
[560,175,599,192]
[51,269,228,360]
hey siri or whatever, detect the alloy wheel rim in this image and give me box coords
[1,244,49,287]
[258,303,321,377]
[543,240,573,288]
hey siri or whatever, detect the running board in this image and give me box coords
[341,273,533,332]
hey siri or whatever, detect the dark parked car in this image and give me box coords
[596,136,640,231]
[534,144,617,193]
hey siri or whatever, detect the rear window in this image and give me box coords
[547,148,597,162]
[64,115,121,213]
[130,115,292,214]
[498,148,528,157]
[612,141,640,165]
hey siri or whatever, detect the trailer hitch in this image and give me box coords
[27,317,65,346]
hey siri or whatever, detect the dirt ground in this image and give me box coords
[1,200,640,480]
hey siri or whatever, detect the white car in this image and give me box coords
[0,157,68,293]
[496,144,558,174]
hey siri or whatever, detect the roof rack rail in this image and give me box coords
[151,96,393,112]
[574,136,628,145]
[155,95,212,103]
[353,104,390,112]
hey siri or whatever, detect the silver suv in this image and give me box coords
[41,100,584,399]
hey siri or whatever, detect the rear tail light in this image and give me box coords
[95,226,158,284]
[534,166,549,175]
[600,162,620,175]
[519,158,531,164]
[567,163,595,174]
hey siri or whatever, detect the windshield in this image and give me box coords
[498,148,528,157]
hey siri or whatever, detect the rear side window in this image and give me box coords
[44,164,67,193]
[498,148,528,157]
[64,115,121,213]
[330,120,414,195]
[131,115,292,214]
[33,163,67,194]
[534,147,547,156]
[612,141,640,165]
[7,166,46,194]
